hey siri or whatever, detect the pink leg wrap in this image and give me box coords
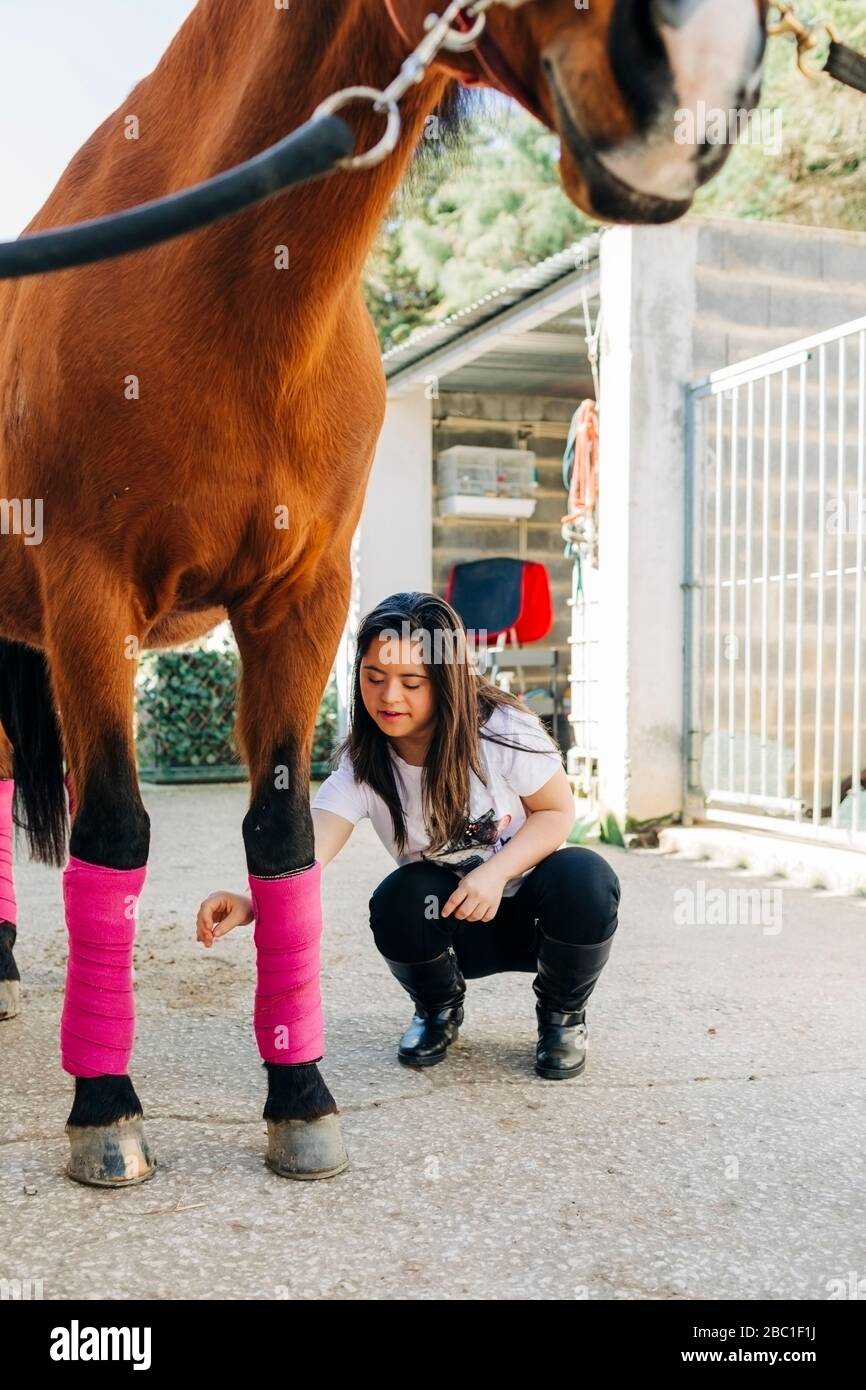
[250,861,324,1065]
[0,780,16,925]
[60,856,147,1078]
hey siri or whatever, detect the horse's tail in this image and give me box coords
[0,639,67,867]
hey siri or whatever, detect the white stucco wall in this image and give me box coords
[336,387,433,733]
[597,224,697,827]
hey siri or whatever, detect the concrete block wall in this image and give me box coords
[693,217,866,375]
[432,392,586,745]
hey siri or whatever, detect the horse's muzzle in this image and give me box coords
[547,0,766,218]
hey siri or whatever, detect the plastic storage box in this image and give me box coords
[437,445,537,496]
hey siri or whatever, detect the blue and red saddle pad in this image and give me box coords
[445,558,553,646]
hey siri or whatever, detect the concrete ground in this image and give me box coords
[1,782,864,1302]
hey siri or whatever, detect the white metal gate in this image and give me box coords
[684,316,866,849]
[567,553,600,795]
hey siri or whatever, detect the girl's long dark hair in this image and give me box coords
[334,592,561,854]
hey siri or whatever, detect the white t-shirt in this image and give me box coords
[312,703,564,897]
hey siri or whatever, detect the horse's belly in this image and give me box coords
[145,607,228,650]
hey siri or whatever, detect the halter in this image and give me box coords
[384,0,545,123]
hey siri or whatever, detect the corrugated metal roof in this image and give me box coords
[382,232,601,380]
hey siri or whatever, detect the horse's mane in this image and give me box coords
[407,82,480,186]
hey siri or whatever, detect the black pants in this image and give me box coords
[368,846,620,979]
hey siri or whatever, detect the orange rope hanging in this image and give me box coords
[561,399,598,526]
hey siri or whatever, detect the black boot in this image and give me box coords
[383,945,466,1067]
[533,934,615,1080]
[0,922,20,1022]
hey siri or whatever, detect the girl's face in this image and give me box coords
[360,634,436,741]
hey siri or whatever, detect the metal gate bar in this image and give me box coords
[684,316,866,849]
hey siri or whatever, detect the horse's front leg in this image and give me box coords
[0,719,19,1021]
[232,576,350,1181]
[46,579,156,1187]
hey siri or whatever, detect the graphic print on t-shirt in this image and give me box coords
[311,702,564,897]
[420,808,513,879]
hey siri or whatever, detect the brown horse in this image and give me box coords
[0,0,767,1184]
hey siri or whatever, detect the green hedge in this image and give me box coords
[311,675,339,774]
[136,646,339,783]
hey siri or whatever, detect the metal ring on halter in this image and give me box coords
[428,8,487,52]
[313,86,402,169]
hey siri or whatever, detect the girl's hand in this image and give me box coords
[196,891,254,948]
[441,860,508,923]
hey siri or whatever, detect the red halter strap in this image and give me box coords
[451,8,546,123]
[383,0,415,47]
[383,1,546,125]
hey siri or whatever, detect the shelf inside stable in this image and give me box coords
[436,494,537,520]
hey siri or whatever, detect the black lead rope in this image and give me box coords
[825,39,866,95]
[0,113,355,281]
[0,18,862,283]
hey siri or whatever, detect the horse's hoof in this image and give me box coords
[265,1114,349,1181]
[0,979,19,1021]
[65,1116,157,1187]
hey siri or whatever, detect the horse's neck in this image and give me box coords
[158,0,450,348]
